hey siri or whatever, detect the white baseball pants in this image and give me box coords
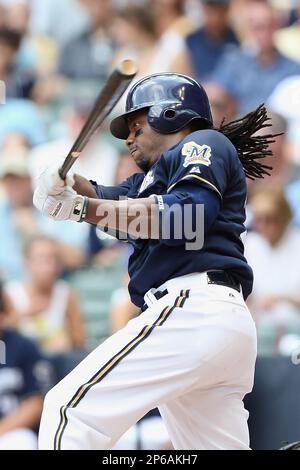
[38,272,257,450]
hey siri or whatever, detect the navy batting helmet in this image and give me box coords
[110,73,213,140]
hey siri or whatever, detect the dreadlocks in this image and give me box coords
[217,104,278,180]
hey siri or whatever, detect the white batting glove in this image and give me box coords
[33,185,88,222]
[36,165,75,196]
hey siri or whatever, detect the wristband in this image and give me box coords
[78,196,89,222]
[71,195,89,222]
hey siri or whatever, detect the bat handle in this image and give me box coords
[59,165,68,181]
[58,167,66,180]
[59,153,80,180]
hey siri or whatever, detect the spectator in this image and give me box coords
[267,75,300,165]
[247,110,300,228]
[58,0,115,81]
[4,0,58,75]
[252,111,293,186]
[286,178,300,228]
[0,2,5,29]
[0,1,74,107]
[111,3,192,111]
[0,27,36,99]
[0,148,87,280]
[148,0,195,75]
[111,5,157,78]
[3,0,29,35]
[257,110,300,228]
[245,185,300,354]
[151,0,194,38]
[30,0,89,47]
[2,131,32,150]
[109,274,140,334]
[212,0,300,113]
[185,0,239,81]
[0,280,47,450]
[0,100,46,147]
[5,235,86,354]
[203,80,238,127]
[29,98,119,186]
[275,0,300,63]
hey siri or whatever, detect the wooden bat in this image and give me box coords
[59,59,138,180]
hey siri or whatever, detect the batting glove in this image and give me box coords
[35,165,75,196]
[33,185,88,222]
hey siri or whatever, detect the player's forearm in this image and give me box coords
[85,197,160,238]
[73,174,98,198]
[0,395,43,435]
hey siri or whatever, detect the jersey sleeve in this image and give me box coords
[153,181,221,247]
[163,129,237,199]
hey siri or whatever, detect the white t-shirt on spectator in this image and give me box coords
[29,137,119,187]
[267,75,300,164]
[245,227,300,331]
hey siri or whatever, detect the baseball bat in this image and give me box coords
[59,59,138,180]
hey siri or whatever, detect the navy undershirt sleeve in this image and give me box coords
[90,181,130,200]
[89,173,143,200]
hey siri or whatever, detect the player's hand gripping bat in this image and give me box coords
[58,59,138,180]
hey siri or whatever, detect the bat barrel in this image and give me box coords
[119,59,138,77]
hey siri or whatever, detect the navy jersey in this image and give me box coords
[92,129,253,307]
[0,330,51,419]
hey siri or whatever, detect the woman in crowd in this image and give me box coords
[245,185,300,354]
[5,235,86,354]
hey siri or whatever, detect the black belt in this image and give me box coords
[206,270,241,292]
[141,271,241,312]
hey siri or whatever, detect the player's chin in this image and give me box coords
[132,151,143,165]
[135,156,150,172]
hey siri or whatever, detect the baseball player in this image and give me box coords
[33,73,274,450]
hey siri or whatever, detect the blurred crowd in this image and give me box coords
[0,0,300,450]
